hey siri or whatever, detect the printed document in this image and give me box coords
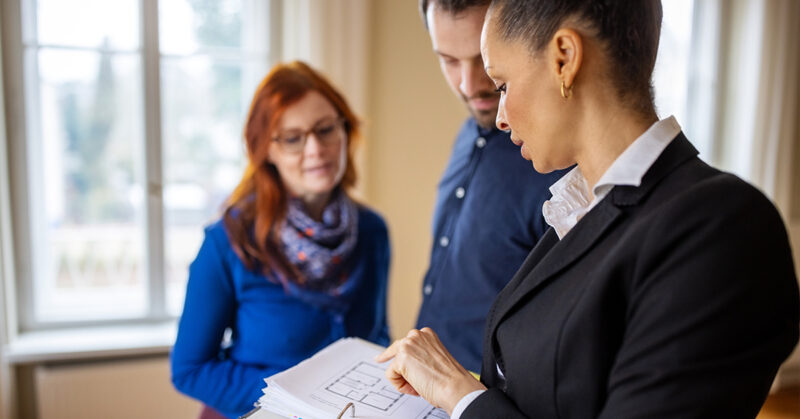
[251,337,449,419]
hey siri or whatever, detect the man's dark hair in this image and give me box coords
[419,0,492,29]
[488,0,663,115]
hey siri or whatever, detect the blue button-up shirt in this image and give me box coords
[416,117,566,373]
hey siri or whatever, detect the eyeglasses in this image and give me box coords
[272,116,346,154]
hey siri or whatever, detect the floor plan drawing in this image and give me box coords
[262,338,447,418]
[417,406,449,419]
[323,361,405,412]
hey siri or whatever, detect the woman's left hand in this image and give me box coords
[375,327,487,414]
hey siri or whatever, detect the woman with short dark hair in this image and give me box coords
[377,1,799,417]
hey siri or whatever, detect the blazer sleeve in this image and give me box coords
[462,388,528,418]
[597,177,799,418]
[463,176,799,419]
[170,227,281,417]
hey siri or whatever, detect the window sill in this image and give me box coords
[2,321,178,364]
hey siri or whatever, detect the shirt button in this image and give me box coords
[439,236,450,247]
[476,137,487,148]
[455,187,465,199]
[423,284,433,295]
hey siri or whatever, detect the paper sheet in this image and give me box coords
[257,338,449,419]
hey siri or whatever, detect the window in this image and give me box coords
[652,0,698,151]
[653,0,694,130]
[653,0,723,164]
[3,0,277,329]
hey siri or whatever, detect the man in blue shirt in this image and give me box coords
[415,0,566,373]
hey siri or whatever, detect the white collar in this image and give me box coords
[542,116,682,239]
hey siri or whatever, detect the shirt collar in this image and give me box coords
[543,116,682,239]
[592,115,681,198]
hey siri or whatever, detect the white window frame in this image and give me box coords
[0,0,282,334]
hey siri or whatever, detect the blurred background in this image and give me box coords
[0,0,798,417]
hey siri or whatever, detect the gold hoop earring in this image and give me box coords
[561,81,573,99]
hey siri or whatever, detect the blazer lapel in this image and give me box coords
[503,228,559,296]
[488,132,699,332]
[491,200,623,326]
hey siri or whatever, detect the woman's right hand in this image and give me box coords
[375,327,486,414]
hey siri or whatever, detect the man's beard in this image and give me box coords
[463,91,500,130]
[471,108,498,130]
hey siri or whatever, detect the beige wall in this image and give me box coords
[783,65,800,385]
[364,1,467,338]
[18,356,199,419]
[793,74,800,221]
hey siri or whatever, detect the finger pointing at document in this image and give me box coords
[375,327,486,415]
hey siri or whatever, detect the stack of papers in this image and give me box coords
[248,337,448,419]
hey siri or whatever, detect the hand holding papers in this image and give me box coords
[251,338,449,419]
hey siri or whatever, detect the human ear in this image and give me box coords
[551,28,583,89]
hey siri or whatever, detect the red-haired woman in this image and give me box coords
[170,61,390,419]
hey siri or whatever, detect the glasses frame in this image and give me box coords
[271,116,347,155]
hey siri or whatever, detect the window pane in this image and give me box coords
[162,56,266,315]
[653,0,694,123]
[37,0,140,50]
[32,48,147,321]
[159,0,255,55]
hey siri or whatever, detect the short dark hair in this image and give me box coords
[488,0,663,115]
[419,0,492,29]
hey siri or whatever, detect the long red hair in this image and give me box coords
[223,61,360,277]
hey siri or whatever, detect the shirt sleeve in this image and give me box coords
[450,390,485,419]
[170,227,280,417]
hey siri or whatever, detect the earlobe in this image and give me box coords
[552,28,583,89]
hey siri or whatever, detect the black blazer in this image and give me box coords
[463,134,799,418]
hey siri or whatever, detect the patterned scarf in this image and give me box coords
[277,191,360,311]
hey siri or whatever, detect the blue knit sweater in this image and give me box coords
[170,207,390,418]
